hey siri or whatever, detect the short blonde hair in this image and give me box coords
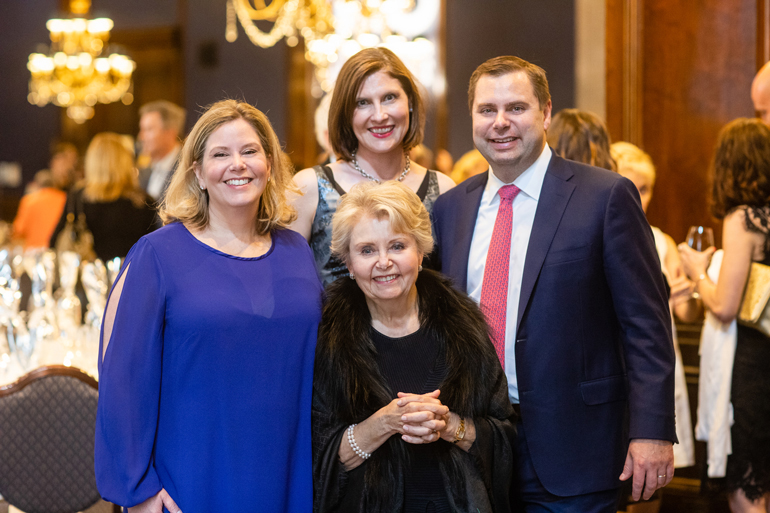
[450,149,488,183]
[330,181,433,263]
[610,141,656,184]
[83,132,144,206]
[159,100,297,234]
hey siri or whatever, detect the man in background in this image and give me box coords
[138,100,185,201]
[752,61,770,125]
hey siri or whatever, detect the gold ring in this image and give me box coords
[658,474,666,478]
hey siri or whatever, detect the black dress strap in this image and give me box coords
[320,165,347,196]
[415,170,431,201]
[322,165,432,200]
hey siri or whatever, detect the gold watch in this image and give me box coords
[452,417,466,444]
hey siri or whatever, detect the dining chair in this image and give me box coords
[0,365,102,513]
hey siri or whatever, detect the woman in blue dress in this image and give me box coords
[94,99,323,512]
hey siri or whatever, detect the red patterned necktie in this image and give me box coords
[480,184,521,368]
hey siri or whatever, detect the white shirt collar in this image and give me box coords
[485,143,552,202]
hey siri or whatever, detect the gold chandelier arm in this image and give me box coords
[236,0,287,21]
[233,0,292,48]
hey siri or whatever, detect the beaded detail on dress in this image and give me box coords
[309,165,441,287]
[741,206,770,258]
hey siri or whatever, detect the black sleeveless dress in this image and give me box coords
[727,207,770,500]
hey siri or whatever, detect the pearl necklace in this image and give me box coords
[351,150,410,184]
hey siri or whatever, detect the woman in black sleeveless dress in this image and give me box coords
[680,118,770,512]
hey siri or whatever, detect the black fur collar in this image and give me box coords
[315,269,501,423]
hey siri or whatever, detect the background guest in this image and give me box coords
[50,133,156,262]
[449,148,488,184]
[612,141,699,513]
[679,118,770,513]
[314,93,335,165]
[546,108,616,171]
[12,142,79,249]
[137,100,186,201]
[290,47,455,286]
[95,100,322,512]
[313,180,513,512]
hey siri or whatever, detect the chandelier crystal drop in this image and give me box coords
[27,0,136,124]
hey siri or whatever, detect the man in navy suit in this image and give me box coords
[432,56,676,511]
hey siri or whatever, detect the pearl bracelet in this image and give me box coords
[347,424,371,459]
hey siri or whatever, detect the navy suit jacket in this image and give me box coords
[431,152,676,496]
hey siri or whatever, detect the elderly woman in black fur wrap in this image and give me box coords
[312,180,515,513]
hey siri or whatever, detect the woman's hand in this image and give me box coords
[668,274,696,306]
[127,489,181,513]
[396,390,448,444]
[337,390,450,470]
[677,244,716,281]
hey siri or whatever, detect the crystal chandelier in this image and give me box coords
[226,0,438,95]
[225,0,334,48]
[27,0,136,124]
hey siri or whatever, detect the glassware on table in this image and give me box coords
[687,226,715,298]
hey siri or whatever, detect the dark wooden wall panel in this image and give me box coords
[608,0,757,247]
[642,0,755,246]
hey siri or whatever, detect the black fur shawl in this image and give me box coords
[312,269,515,512]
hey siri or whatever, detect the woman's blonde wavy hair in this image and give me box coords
[159,100,297,234]
[83,132,145,207]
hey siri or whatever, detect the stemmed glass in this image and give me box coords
[686,226,715,298]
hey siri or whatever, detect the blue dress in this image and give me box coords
[95,222,322,512]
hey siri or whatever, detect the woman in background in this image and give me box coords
[680,118,770,513]
[50,133,156,261]
[95,100,322,512]
[291,47,454,286]
[546,108,616,171]
[612,141,698,474]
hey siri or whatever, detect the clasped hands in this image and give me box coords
[383,389,458,445]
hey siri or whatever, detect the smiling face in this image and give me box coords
[472,71,551,182]
[347,215,422,307]
[194,118,271,220]
[351,71,411,160]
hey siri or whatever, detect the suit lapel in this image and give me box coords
[453,173,487,291]
[517,155,576,330]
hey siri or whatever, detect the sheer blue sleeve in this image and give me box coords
[95,237,166,507]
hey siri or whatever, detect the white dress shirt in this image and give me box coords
[147,145,181,200]
[467,144,552,403]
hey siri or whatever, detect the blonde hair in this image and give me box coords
[159,100,297,234]
[330,181,433,263]
[610,141,656,184]
[83,132,144,206]
[450,149,488,183]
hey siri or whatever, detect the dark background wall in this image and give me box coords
[0,0,575,195]
[445,0,575,159]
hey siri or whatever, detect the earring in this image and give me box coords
[349,273,355,280]
[418,265,423,272]
[199,184,206,191]
[267,176,271,183]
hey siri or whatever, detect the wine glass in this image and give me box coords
[686,226,714,298]
[686,226,715,252]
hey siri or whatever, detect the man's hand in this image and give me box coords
[619,439,674,501]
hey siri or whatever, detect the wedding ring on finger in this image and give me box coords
[657,474,666,479]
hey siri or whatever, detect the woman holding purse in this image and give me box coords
[679,118,770,512]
